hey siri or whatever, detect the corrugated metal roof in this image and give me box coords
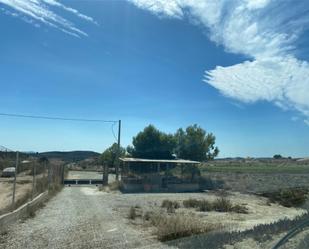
[119,157,200,164]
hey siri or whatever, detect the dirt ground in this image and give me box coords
[0,186,305,249]
[117,191,305,232]
[0,172,37,214]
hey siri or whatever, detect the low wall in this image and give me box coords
[122,182,200,193]
[0,191,48,232]
[167,183,200,192]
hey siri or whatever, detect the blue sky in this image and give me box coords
[0,0,309,157]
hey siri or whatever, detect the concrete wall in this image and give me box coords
[167,183,200,192]
[122,183,200,193]
[0,192,48,232]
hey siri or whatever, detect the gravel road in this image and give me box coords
[0,186,170,249]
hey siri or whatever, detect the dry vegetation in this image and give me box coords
[161,197,249,214]
[150,212,216,241]
[260,188,308,207]
[127,196,250,241]
[99,180,122,192]
[0,159,64,215]
[123,189,307,246]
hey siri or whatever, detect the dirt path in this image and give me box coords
[0,186,170,249]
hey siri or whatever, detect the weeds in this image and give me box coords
[182,198,248,213]
[150,212,216,241]
[197,200,213,212]
[161,200,180,213]
[261,188,308,207]
[128,207,137,220]
[161,200,180,209]
[183,198,201,208]
[143,211,153,221]
[109,181,122,191]
[212,198,233,212]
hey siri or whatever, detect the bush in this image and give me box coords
[231,204,249,214]
[262,188,307,207]
[198,200,213,212]
[161,200,180,213]
[153,213,215,241]
[183,198,201,208]
[212,198,233,212]
[182,197,248,214]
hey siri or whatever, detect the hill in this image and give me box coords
[37,151,100,162]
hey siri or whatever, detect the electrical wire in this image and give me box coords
[111,122,118,142]
[0,112,117,123]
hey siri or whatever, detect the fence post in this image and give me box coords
[61,165,64,185]
[32,162,36,200]
[48,163,51,192]
[103,164,108,185]
[12,151,19,210]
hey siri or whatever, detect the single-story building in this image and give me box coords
[119,157,201,192]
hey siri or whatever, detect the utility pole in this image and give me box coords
[116,120,121,181]
[12,151,19,209]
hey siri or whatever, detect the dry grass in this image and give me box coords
[182,197,248,213]
[161,200,180,213]
[100,181,122,192]
[128,207,137,220]
[183,198,201,208]
[261,188,308,207]
[147,212,217,241]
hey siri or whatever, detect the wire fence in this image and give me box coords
[0,147,64,215]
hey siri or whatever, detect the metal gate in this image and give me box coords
[64,179,103,185]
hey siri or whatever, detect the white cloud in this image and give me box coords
[0,0,95,37]
[130,0,183,19]
[129,0,309,120]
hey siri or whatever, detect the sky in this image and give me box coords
[0,0,309,158]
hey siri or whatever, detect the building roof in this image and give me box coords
[119,157,200,164]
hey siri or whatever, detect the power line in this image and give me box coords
[111,122,118,142]
[0,112,118,123]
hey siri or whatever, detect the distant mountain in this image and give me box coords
[0,146,12,152]
[37,151,100,162]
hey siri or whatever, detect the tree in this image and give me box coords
[273,154,283,159]
[175,124,219,161]
[100,143,125,168]
[129,125,176,159]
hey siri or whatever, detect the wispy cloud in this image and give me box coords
[129,0,309,122]
[0,0,96,37]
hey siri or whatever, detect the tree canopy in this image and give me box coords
[100,143,125,167]
[127,124,219,161]
[175,124,219,161]
[127,125,176,159]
